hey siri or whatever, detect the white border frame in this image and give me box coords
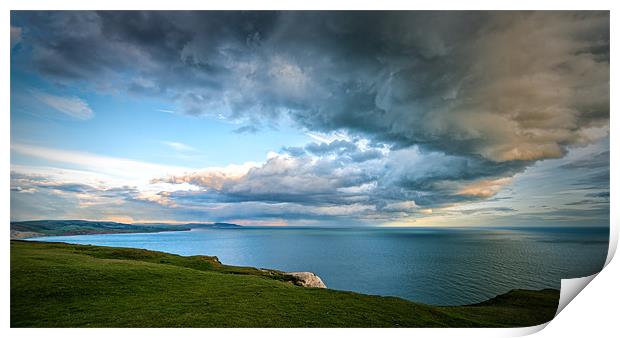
[2,2,617,337]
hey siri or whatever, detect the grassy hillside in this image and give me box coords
[11,240,559,328]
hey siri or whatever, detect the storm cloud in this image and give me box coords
[12,11,609,162]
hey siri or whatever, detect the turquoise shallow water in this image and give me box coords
[30,226,609,305]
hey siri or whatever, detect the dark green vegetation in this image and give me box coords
[10,220,242,239]
[11,240,559,328]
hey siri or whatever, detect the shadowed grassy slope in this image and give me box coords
[11,240,559,328]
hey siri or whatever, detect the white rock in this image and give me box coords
[286,272,327,288]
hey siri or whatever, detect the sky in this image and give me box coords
[10,11,610,227]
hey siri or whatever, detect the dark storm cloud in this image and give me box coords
[12,11,609,162]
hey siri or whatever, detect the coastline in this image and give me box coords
[11,240,560,328]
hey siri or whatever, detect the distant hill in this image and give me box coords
[186,222,243,229]
[10,220,243,239]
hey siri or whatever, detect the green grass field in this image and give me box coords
[11,240,559,328]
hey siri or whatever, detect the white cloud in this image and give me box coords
[306,131,351,144]
[161,141,198,153]
[383,201,419,212]
[11,144,258,200]
[11,143,191,187]
[33,91,94,120]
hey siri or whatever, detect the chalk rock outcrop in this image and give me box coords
[286,272,327,288]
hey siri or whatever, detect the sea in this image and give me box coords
[28,226,609,306]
